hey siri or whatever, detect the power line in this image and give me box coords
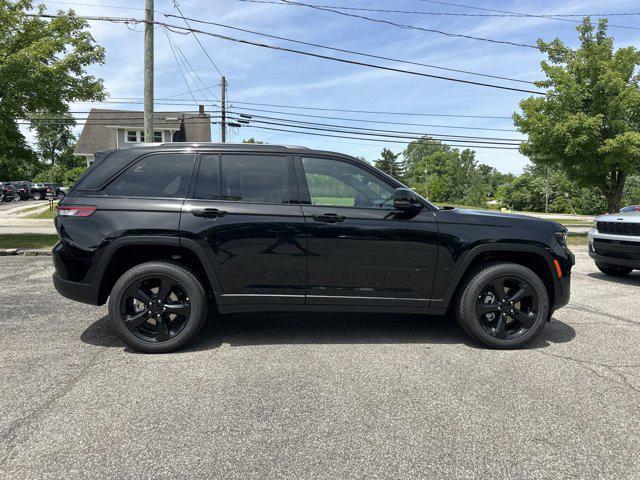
[171,0,224,76]
[31,13,544,94]
[25,111,520,141]
[240,125,520,149]
[164,14,536,85]
[226,117,521,145]
[163,26,198,103]
[225,106,518,131]
[168,30,220,101]
[235,0,640,31]
[417,0,639,17]
[62,107,516,131]
[273,0,537,48]
[225,112,523,143]
[78,97,514,119]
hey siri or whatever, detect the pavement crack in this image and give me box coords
[565,302,639,327]
[536,350,640,395]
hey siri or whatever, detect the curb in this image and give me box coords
[0,248,52,256]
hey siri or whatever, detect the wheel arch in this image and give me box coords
[94,236,221,305]
[438,243,558,312]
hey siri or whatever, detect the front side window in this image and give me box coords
[301,157,396,208]
[221,154,289,204]
[104,153,195,198]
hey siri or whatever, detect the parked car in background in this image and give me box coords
[588,210,640,276]
[30,183,50,200]
[0,182,18,202]
[52,143,573,353]
[620,205,640,213]
[12,181,32,200]
[46,183,66,199]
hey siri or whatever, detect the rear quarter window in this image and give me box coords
[104,153,195,198]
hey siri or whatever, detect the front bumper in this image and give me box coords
[588,228,640,269]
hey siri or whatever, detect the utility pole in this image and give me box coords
[221,76,227,142]
[144,0,154,143]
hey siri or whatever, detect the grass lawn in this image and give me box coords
[0,234,58,249]
[567,233,589,246]
[26,202,57,219]
[28,208,57,220]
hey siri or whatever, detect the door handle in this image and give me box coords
[192,208,227,218]
[312,213,346,223]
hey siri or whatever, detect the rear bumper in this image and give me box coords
[52,273,101,306]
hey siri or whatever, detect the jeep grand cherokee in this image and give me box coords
[53,144,573,353]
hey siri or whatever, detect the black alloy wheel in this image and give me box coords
[456,263,549,349]
[108,262,208,353]
[476,276,539,340]
[119,275,191,343]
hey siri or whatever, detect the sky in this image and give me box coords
[34,0,640,174]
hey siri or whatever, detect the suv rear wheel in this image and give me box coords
[456,263,549,349]
[108,262,208,353]
[595,263,633,277]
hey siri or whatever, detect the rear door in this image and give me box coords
[180,152,307,308]
[296,155,439,308]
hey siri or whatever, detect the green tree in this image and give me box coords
[30,112,80,167]
[514,18,640,213]
[242,138,265,144]
[403,137,491,207]
[0,1,105,178]
[374,148,403,180]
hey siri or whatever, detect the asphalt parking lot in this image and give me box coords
[1,246,639,479]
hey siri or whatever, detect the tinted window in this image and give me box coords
[104,153,195,198]
[301,157,396,208]
[221,154,289,203]
[194,155,220,200]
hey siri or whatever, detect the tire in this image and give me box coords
[456,263,550,349]
[108,262,208,353]
[596,263,633,277]
[32,192,42,200]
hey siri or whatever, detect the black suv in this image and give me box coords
[53,144,573,353]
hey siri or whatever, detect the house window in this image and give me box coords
[125,130,163,143]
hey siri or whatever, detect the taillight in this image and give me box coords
[56,205,97,217]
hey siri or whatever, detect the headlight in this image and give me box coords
[553,231,568,246]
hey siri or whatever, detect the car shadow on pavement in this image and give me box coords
[587,271,640,286]
[80,312,576,353]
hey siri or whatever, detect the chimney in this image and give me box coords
[198,104,205,116]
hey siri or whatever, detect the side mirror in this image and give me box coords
[393,188,422,212]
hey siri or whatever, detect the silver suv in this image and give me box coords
[588,210,640,276]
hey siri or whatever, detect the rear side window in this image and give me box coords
[104,153,195,198]
[221,154,289,204]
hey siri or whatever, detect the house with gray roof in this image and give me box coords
[74,108,212,166]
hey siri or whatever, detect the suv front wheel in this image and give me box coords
[456,263,550,349]
[108,262,208,353]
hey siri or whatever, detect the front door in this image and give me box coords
[296,155,439,308]
[181,153,307,307]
